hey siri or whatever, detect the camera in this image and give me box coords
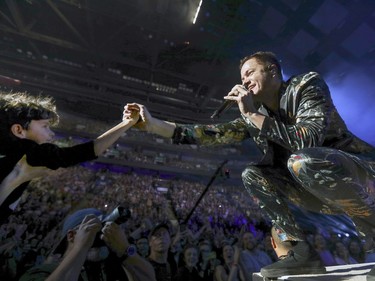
[101,205,131,225]
[92,206,131,247]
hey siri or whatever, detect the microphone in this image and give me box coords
[210,100,235,119]
[210,85,254,119]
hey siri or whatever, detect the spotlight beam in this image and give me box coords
[193,0,203,24]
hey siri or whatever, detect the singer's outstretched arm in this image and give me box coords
[123,103,251,146]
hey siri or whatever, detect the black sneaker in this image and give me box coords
[260,241,326,279]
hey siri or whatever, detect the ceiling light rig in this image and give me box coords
[193,0,203,24]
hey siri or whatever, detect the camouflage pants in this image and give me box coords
[241,147,375,240]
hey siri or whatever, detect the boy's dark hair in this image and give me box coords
[239,51,282,78]
[0,91,59,142]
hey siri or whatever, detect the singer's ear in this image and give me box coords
[268,64,276,73]
[268,64,278,77]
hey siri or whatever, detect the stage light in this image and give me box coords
[193,0,203,24]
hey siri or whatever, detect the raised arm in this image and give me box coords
[46,215,102,281]
[101,222,156,281]
[93,117,139,156]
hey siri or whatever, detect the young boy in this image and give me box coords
[0,91,138,223]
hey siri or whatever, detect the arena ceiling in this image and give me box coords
[0,0,375,143]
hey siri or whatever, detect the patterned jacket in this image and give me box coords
[172,72,375,167]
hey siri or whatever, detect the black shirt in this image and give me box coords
[148,258,172,281]
[0,138,97,223]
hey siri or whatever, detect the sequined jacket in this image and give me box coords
[172,72,375,166]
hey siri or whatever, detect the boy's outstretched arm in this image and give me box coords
[93,117,138,156]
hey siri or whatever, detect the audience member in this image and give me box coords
[240,231,272,278]
[147,223,175,281]
[261,225,321,276]
[214,242,246,281]
[169,234,184,271]
[19,208,155,281]
[136,236,150,258]
[174,244,203,281]
[333,241,358,265]
[348,237,366,263]
[198,239,219,280]
[262,232,278,262]
[313,233,337,266]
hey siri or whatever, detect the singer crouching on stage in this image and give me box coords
[123,51,375,279]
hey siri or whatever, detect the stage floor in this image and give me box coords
[252,262,375,281]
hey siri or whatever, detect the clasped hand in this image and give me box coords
[123,103,153,131]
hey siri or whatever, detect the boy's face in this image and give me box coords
[23,119,55,144]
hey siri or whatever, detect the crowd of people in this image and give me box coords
[0,165,374,280]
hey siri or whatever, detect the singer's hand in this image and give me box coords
[224,85,257,116]
[123,103,153,132]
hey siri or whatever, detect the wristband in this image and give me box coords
[120,244,137,261]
